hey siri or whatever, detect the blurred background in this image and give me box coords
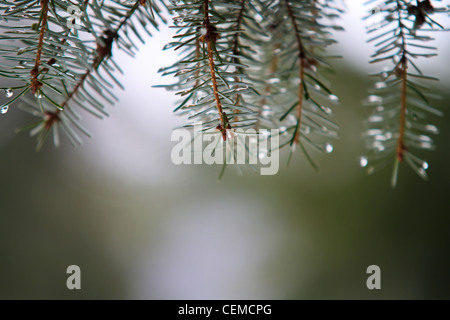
[0,1,449,299]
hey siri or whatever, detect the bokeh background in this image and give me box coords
[1,1,449,299]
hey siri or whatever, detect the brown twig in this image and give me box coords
[202,0,228,139]
[30,0,49,95]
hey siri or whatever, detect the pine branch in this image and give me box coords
[362,0,448,186]
[0,0,163,149]
[0,0,447,185]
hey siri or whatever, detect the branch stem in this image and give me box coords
[203,0,225,127]
[285,0,306,144]
[30,0,49,93]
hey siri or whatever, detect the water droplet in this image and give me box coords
[286,115,296,126]
[253,12,264,23]
[375,82,387,89]
[35,92,42,99]
[1,105,9,114]
[419,141,433,149]
[262,110,273,117]
[259,149,267,159]
[422,161,429,170]
[323,107,332,115]
[366,129,383,136]
[329,94,339,102]
[381,72,388,80]
[419,134,432,143]
[376,144,385,152]
[200,27,207,36]
[314,84,321,91]
[364,95,383,105]
[359,156,368,167]
[226,130,236,140]
[267,78,280,84]
[425,124,438,134]
[368,115,383,122]
[324,143,333,153]
[5,89,13,98]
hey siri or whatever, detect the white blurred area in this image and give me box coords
[129,195,314,299]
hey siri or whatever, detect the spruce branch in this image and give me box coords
[60,1,140,111]
[159,0,258,135]
[202,0,227,138]
[252,0,342,167]
[0,0,163,149]
[362,0,448,187]
[0,0,448,185]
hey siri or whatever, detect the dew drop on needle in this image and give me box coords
[325,143,333,153]
[359,156,368,167]
[1,105,9,114]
